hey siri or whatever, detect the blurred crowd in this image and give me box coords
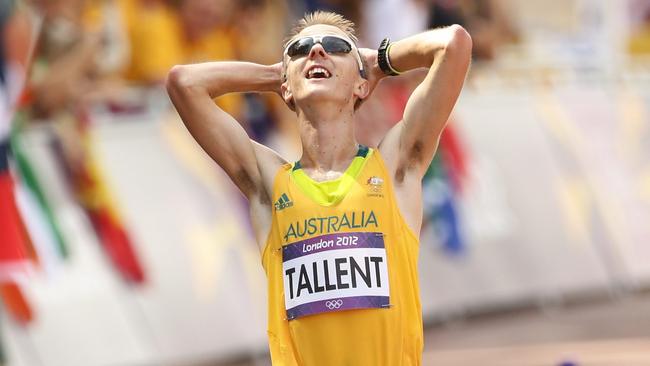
[2,0,650,145]
[11,0,520,145]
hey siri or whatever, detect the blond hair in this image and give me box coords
[283,11,358,49]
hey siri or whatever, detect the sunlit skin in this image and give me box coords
[281,25,371,182]
[282,26,367,113]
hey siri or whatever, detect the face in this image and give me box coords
[282,24,368,112]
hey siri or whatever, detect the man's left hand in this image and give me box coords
[359,48,387,99]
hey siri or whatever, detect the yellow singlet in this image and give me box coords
[262,146,423,365]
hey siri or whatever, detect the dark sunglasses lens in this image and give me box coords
[322,37,352,54]
[287,38,315,57]
[287,37,352,57]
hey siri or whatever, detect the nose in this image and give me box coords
[308,42,327,59]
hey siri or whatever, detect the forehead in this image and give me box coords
[294,24,349,40]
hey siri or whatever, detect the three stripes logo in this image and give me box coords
[274,193,294,211]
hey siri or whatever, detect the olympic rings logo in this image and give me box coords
[325,299,343,310]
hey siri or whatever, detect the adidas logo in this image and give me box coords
[274,193,294,211]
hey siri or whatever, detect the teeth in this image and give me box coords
[308,67,330,78]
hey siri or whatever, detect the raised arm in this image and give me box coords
[376,25,472,180]
[166,62,286,202]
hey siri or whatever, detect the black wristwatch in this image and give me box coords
[377,38,400,76]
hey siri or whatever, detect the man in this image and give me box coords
[167,10,471,366]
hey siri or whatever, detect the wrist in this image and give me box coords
[264,63,283,93]
[377,38,402,76]
[367,50,384,80]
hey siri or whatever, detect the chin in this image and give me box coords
[303,82,349,97]
[299,89,349,106]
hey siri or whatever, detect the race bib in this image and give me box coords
[282,232,390,320]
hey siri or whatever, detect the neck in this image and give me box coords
[296,101,358,173]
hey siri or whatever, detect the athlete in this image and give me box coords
[166,10,471,366]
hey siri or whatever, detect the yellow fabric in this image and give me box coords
[82,1,103,30]
[291,149,373,206]
[262,148,423,366]
[629,25,650,55]
[117,1,242,116]
[121,3,178,82]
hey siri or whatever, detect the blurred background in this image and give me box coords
[1,0,650,365]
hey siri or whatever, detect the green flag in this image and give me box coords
[10,112,68,259]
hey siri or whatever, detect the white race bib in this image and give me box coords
[282,232,390,320]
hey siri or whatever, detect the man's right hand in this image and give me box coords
[270,62,284,97]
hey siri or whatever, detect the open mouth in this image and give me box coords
[305,66,332,79]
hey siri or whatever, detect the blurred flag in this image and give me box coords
[50,110,145,284]
[0,283,32,324]
[438,124,468,194]
[12,113,68,259]
[422,124,468,255]
[0,142,32,279]
[0,116,34,326]
[0,0,38,325]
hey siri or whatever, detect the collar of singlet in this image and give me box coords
[290,145,372,206]
[292,145,369,171]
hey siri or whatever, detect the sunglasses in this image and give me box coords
[284,35,365,76]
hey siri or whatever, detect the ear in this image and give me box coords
[281,80,295,111]
[354,77,370,102]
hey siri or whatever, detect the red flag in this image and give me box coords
[50,110,146,284]
[88,209,144,283]
[0,0,40,325]
[438,124,468,194]
[0,283,33,324]
[0,172,30,280]
[0,150,35,324]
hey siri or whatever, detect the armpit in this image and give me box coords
[395,140,425,184]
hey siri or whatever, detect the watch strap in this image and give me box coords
[377,38,401,76]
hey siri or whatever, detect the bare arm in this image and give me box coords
[166,62,286,202]
[377,25,472,180]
